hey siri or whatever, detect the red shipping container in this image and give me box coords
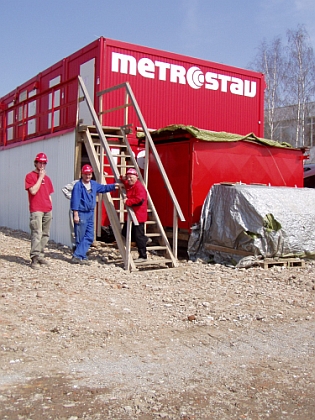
[0,37,265,146]
[147,127,304,231]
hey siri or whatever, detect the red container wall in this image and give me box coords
[148,141,192,229]
[101,38,265,136]
[36,40,102,133]
[149,138,304,230]
[0,37,265,146]
[0,39,102,145]
[190,141,304,226]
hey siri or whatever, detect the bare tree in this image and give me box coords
[250,37,285,139]
[250,26,315,146]
[285,26,315,147]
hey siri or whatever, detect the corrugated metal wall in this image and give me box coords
[0,131,76,248]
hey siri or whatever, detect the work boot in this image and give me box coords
[71,256,81,264]
[80,259,91,266]
[30,257,40,270]
[134,257,147,263]
[37,257,50,265]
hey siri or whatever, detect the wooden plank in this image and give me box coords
[204,243,253,257]
[147,233,161,238]
[99,103,131,115]
[173,205,178,259]
[146,245,168,251]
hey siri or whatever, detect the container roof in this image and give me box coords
[145,124,296,149]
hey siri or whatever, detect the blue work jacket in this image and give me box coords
[70,179,116,212]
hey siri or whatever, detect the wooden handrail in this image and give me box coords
[96,80,186,258]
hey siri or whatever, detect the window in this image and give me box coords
[48,76,61,129]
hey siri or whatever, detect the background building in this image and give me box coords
[265,102,315,159]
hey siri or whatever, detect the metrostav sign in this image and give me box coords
[111,52,257,98]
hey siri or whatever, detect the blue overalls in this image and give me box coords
[70,179,116,260]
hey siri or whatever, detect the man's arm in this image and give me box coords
[28,170,45,195]
[125,183,146,207]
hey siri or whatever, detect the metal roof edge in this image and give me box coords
[0,128,74,152]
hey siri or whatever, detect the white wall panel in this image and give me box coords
[0,131,76,248]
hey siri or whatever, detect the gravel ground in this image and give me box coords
[0,226,315,420]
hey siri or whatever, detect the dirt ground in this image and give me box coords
[0,226,315,420]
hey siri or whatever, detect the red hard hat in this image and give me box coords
[82,164,93,174]
[35,152,48,163]
[126,168,138,176]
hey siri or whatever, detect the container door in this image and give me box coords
[79,59,95,125]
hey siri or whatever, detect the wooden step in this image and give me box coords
[107,143,128,148]
[89,141,127,148]
[104,153,132,158]
[146,245,168,251]
[103,163,134,168]
[133,258,174,267]
[87,125,126,135]
[90,133,125,140]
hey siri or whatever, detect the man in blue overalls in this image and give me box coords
[70,164,120,264]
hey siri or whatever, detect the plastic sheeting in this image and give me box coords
[188,183,315,264]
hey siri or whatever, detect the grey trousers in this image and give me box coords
[29,211,53,259]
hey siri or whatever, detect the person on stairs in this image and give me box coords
[70,164,120,264]
[25,152,54,269]
[121,168,149,263]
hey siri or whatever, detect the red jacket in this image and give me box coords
[122,179,148,223]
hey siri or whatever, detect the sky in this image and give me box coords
[1,0,315,98]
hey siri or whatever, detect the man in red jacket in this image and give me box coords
[121,168,148,262]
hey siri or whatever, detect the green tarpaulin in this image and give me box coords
[141,124,295,149]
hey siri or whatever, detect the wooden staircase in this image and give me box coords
[77,76,185,271]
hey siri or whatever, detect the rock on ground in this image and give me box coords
[0,226,315,419]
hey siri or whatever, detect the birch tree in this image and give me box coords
[251,26,315,146]
[285,26,315,147]
[250,37,285,139]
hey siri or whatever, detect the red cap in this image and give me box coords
[35,152,48,163]
[126,168,138,176]
[82,164,93,174]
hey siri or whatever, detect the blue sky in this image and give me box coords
[1,0,315,97]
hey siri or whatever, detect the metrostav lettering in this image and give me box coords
[111,52,256,98]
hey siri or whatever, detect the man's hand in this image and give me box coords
[73,211,80,224]
[39,168,46,180]
[116,181,124,190]
[29,169,46,195]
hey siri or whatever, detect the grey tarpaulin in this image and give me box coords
[188,183,315,264]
